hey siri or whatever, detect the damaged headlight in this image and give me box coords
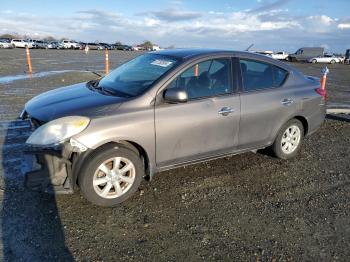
[26,116,90,146]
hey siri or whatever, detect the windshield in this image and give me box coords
[98,54,179,97]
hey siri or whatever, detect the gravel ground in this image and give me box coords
[0,49,349,261]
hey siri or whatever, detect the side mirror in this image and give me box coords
[163,88,188,103]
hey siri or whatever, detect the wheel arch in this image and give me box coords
[71,140,152,189]
[270,115,309,146]
[293,115,309,136]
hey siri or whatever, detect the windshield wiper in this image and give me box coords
[101,87,133,98]
[87,80,132,97]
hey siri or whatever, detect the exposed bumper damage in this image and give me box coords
[21,110,88,194]
[24,144,74,194]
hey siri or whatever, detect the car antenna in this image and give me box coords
[245,44,254,51]
[86,70,102,77]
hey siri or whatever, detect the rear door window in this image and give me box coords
[240,59,288,91]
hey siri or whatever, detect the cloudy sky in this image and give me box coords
[1,0,350,52]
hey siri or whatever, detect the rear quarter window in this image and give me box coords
[240,59,288,91]
[272,66,288,87]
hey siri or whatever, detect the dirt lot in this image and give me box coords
[0,49,349,261]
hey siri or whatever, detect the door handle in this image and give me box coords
[218,107,234,116]
[281,98,294,106]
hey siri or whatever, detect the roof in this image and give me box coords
[151,48,297,72]
[152,48,236,60]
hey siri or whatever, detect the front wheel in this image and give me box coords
[271,119,304,160]
[312,59,317,63]
[330,59,336,64]
[79,145,144,207]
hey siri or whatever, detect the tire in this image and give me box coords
[330,60,336,64]
[312,59,317,63]
[271,119,304,160]
[78,144,144,207]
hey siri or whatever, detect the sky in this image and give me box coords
[1,0,350,52]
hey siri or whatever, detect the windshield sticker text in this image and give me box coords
[151,59,173,67]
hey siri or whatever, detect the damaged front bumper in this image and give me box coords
[24,143,74,194]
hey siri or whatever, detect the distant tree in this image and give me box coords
[141,40,153,50]
[23,34,32,39]
[0,33,19,39]
[42,36,56,41]
[115,41,122,45]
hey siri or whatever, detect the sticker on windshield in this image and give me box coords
[151,59,173,67]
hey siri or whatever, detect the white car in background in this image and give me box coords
[61,40,80,49]
[269,51,289,60]
[11,39,34,48]
[308,54,341,64]
[47,41,59,49]
[0,39,13,48]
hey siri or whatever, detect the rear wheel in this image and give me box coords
[330,59,336,64]
[79,145,144,207]
[271,119,304,160]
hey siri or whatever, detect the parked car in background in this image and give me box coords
[11,39,34,48]
[21,49,326,207]
[112,44,133,50]
[99,43,112,50]
[288,47,324,62]
[253,50,273,56]
[26,39,39,49]
[345,49,350,64]
[123,45,133,51]
[134,45,149,51]
[77,42,86,50]
[152,45,161,51]
[47,41,59,49]
[269,51,289,60]
[0,38,13,48]
[85,43,104,50]
[61,40,80,49]
[57,42,65,49]
[33,40,47,49]
[308,54,341,64]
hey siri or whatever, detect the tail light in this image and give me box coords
[315,87,327,102]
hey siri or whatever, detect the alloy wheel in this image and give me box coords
[281,125,301,154]
[92,157,136,199]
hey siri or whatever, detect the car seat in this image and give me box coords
[186,72,211,99]
[211,65,230,94]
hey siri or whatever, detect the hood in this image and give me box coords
[25,82,127,122]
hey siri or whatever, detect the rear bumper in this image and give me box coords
[306,104,326,136]
[24,145,74,194]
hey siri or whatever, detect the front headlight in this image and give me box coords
[26,116,90,146]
